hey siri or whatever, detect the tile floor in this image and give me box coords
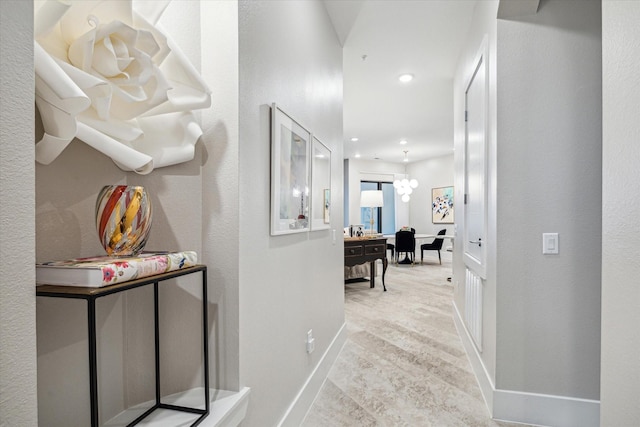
[302,258,529,427]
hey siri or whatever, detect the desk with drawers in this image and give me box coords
[344,237,388,291]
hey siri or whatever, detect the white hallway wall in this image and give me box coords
[407,154,455,236]
[601,1,640,425]
[238,0,345,425]
[496,0,602,402]
[454,0,602,425]
[201,0,241,394]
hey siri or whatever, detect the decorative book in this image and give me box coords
[36,251,198,287]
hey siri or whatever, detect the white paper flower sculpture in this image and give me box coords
[34,0,211,174]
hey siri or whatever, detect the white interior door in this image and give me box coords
[464,50,487,278]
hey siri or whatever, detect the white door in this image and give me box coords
[464,50,487,278]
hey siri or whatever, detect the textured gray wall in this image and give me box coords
[601,1,640,425]
[496,0,602,399]
[0,1,37,425]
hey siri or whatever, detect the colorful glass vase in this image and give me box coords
[95,185,152,257]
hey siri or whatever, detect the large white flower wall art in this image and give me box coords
[34,0,211,174]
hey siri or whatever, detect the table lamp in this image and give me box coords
[360,190,384,236]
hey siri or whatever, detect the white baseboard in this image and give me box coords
[494,389,599,427]
[452,302,599,427]
[103,387,251,427]
[453,301,495,414]
[277,322,347,427]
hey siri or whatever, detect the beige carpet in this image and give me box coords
[302,257,528,427]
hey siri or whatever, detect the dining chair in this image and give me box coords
[420,229,447,264]
[394,230,416,265]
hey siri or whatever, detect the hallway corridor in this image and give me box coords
[303,259,528,426]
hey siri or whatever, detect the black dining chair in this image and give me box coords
[395,230,416,265]
[386,243,395,260]
[420,229,447,264]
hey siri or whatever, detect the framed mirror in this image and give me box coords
[310,135,331,231]
[270,104,311,235]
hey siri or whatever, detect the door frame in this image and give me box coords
[463,36,489,280]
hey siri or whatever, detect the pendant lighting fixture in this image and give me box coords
[393,151,418,202]
[394,177,419,202]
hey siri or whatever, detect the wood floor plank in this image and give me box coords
[303,260,531,427]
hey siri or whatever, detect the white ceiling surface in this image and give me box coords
[324,0,477,164]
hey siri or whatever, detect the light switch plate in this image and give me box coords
[543,233,559,254]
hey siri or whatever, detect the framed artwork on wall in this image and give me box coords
[310,135,331,231]
[270,104,311,235]
[432,186,454,224]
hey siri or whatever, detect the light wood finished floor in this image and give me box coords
[302,257,528,427]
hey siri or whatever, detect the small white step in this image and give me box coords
[103,387,251,427]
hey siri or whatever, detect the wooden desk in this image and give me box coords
[344,237,388,291]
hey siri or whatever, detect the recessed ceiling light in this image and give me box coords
[350,137,359,142]
[398,73,414,83]
[400,139,408,145]
[354,153,361,158]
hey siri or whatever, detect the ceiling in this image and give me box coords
[323,0,478,164]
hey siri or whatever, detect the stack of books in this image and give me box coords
[36,251,198,287]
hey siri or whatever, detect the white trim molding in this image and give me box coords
[494,389,599,427]
[453,302,600,427]
[453,301,495,413]
[278,323,348,427]
[497,0,540,19]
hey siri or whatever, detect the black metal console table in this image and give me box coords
[36,265,209,427]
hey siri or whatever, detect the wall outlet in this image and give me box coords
[306,329,315,354]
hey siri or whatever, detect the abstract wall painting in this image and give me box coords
[432,186,454,224]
